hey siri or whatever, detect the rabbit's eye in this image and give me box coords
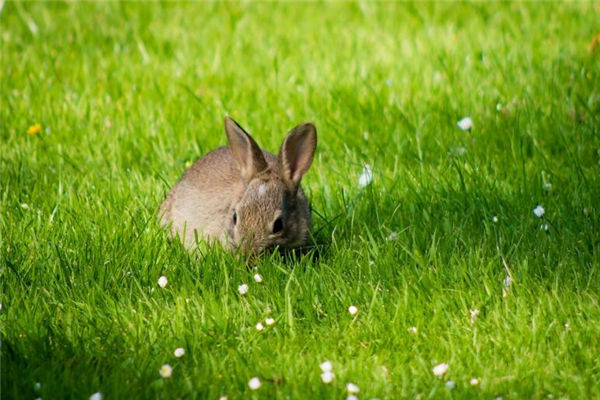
[272,217,284,234]
[233,212,237,225]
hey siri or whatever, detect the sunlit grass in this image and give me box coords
[2,2,600,399]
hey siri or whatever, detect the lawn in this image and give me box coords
[2,1,600,399]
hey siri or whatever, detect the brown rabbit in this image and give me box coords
[160,117,317,255]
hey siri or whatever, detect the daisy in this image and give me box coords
[346,382,360,394]
[238,284,249,295]
[159,364,172,378]
[432,363,449,377]
[265,317,275,326]
[348,305,358,316]
[89,392,103,400]
[533,205,545,218]
[174,347,185,358]
[408,326,418,334]
[321,371,335,384]
[248,377,261,390]
[470,378,480,386]
[158,276,168,288]
[255,323,264,331]
[253,273,263,283]
[358,164,373,187]
[320,361,333,372]
[457,117,473,131]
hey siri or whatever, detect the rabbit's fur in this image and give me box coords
[160,117,317,255]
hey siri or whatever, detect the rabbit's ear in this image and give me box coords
[278,122,317,189]
[225,117,268,180]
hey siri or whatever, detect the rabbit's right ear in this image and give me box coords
[278,122,317,191]
[225,117,268,180]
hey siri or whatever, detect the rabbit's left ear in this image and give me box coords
[278,122,317,190]
[225,117,268,180]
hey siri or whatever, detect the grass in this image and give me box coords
[2,1,600,399]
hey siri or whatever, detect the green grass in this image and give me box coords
[2,1,600,399]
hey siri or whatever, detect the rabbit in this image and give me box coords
[160,116,317,255]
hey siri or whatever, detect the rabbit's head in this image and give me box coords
[224,117,317,255]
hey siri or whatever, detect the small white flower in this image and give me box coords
[457,117,473,131]
[157,276,168,288]
[255,322,264,331]
[253,273,263,283]
[159,364,172,378]
[320,360,333,372]
[432,363,449,377]
[540,223,549,231]
[564,322,571,330]
[358,164,373,187]
[494,397,503,400]
[346,396,358,400]
[503,275,513,287]
[89,392,103,400]
[469,377,480,386]
[321,371,335,384]
[248,377,261,390]
[219,396,228,400]
[174,347,185,358]
[265,317,275,326]
[543,182,552,191]
[386,231,399,241]
[348,305,358,316]
[445,380,455,389]
[346,382,360,394]
[408,326,418,334]
[470,309,480,324]
[238,284,249,295]
[492,216,498,223]
[369,260,375,266]
[533,205,545,218]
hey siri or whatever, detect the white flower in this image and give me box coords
[470,309,480,324]
[238,284,249,295]
[89,392,103,400]
[158,276,168,288]
[492,216,498,223]
[533,205,545,218]
[265,317,275,326]
[348,305,358,316]
[469,377,480,386]
[503,275,513,287]
[445,380,455,389]
[253,273,263,283]
[457,117,473,131]
[248,377,261,390]
[174,347,185,358]
[408,326,418,334]
[320,360,333,372]
[255,322,264,331]
[358,164,373,187]
[219,396,228,400]
[159,364,172,378]
[321,371,335,383]
[432,363,449,377]
[540,223,549,231]
[346,396,358,400]
[564,322,571,330]
[386,231,399,241]
[346,382,360,393]
[543,182,552,191]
